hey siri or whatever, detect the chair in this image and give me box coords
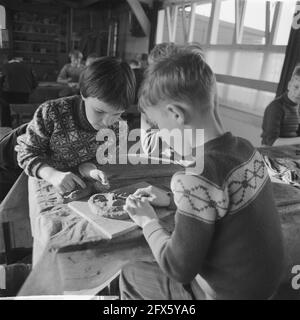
[10,104,39,127]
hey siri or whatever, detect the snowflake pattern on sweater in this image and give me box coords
[16,95,119,177]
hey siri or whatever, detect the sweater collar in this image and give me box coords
[75,96,97,132]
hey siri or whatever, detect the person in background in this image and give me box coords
[57,50,85,97]
[261,66,300,146]
[1,56,38,104]
[85,53,100,67]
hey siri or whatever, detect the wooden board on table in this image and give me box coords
[68,182,174,239]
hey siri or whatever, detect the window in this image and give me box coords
[0,5,5,29]
[217,0,235,44]
[155,0,297,116]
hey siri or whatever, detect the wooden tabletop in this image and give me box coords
[17,144,300,296]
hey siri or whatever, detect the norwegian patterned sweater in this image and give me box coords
[16,95,117,177]
[261,93,300,146]
[143,132,284,299]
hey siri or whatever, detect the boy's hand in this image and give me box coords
[133,185,171,207]
[49,171,86,194]
[78,162,109,186]
[124,195,158,228]
[89,169,110,187]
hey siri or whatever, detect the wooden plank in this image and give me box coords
[234,0,247,44]
[155,9,165,44]
[68,182,174,239]
[207,0,221,44]
[188,3,196,43]
[166,5,178,42]
[215,73,278,93]
[127,0,151,37]
[202,44,286,52]
[269,1,283,45]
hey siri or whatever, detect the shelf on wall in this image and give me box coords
[13,31,57,36]
[14,40,57,45]
[14,50,57,56]
[13,21,59,27]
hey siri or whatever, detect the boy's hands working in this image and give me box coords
[132,185,171,207]
[124,195,158,228]
[38,165,86,194]
[78,162,109,186]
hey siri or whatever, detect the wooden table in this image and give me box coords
[29,82,68,104]
[12,144,300,297]
[19,162,180,295]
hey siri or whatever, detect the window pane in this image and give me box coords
[205,49,284,82]
[175,7,187,44]
[242,1,266,44]
[192,2,212,44]
[0,5,5,29]
[217,0,235,44]
[217,83,275,116]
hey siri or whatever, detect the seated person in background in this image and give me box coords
[16,57,135,196]
[57,50,85,97]
[261,66,300,146]
[0,56,37,103]
[85,53,100,67]
[120,50,284,300]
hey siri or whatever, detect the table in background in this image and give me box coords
[29,82,68,104]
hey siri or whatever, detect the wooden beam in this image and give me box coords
[207,0,221,44]
[269,1,283,45]
[202,43,286,53]
[234,0,247,44]
[127,0,151,37]
[265,1,271,45]
[166,5,178,42]
[216,73,277,93]
[155,8,165,44]
[188,2,196,43]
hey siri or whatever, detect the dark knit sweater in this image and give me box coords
[143,132,284,299]
[261,93,300,146]
[16,95,117,177]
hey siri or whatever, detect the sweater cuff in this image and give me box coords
[143,219,165,240]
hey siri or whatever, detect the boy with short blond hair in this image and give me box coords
[121,51,284,300]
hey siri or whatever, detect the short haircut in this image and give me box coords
[148,42,179,64]
[292,65,300,78]
[69,50,83,60]
[80,56,136,111]
[139,51,216,113]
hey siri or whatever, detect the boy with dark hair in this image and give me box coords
[121,51,284,300]
[261,66,300,146]
[16,57,135,194]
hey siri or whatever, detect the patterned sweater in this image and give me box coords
[143,132,284,299]
[261,93,300,146]
[17,95,116,177]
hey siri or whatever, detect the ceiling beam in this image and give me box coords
[127,0,151,37]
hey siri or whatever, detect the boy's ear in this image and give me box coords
[80,92,86,101]
[166,103,187,125]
